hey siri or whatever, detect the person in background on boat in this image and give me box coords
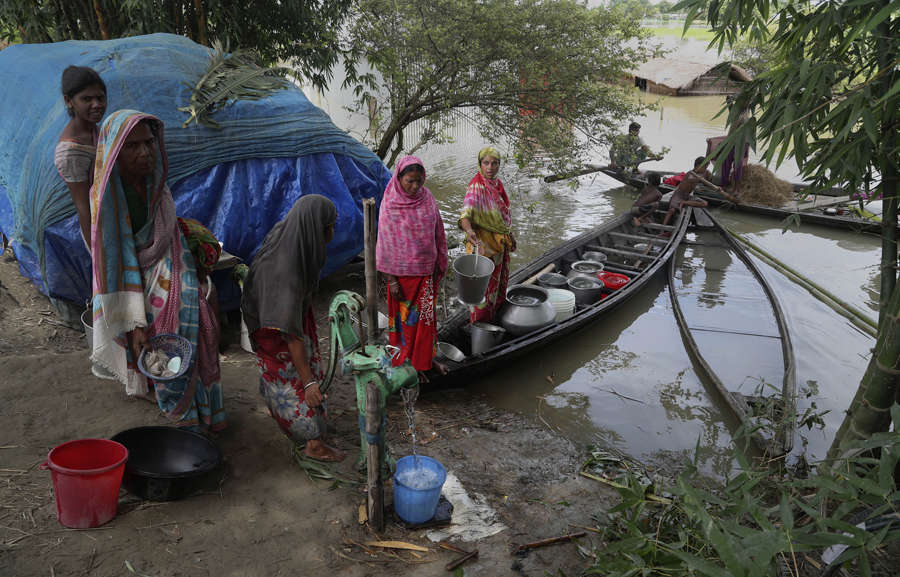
[242,195,345,462]
[90,110,225,432]
[705,96,752,192]
[377,156,449,382]
[662,157,720,226]
[459,147,516,324]
[609,122,663,173]
[56,65,107,248]
[632,173,662,227]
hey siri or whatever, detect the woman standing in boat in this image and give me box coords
[242,195,345,462]
[376,156,449,382]
[458,147,516,323]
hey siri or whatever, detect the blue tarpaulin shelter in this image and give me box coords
[0,34,389,308]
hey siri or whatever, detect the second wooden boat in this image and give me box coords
[600,167,890,234]
[668,208,796,457]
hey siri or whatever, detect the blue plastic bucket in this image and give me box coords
[393,455,447,524]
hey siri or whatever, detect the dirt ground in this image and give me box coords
[0,247,616,577]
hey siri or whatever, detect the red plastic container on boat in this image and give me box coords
[598,272,629,290]
[45,439,128,528]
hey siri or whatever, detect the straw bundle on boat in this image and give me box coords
[737,165,794,207]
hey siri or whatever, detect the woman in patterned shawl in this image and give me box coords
[376,156,449,382]
[90,110,225,433]
[241,195,344,462]
[458,147,516,323]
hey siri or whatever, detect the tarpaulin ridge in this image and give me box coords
[0,33,389,303]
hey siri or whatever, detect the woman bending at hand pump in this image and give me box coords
[242,195,345,462]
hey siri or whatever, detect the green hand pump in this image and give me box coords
[320,290,419,470]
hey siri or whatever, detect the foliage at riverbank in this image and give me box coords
[345,0,657,169]
[583,405,900,576]
[0,0,352,90]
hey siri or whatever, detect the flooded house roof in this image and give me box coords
[630,58,751,95]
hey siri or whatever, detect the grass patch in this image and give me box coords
[646,25,717,42]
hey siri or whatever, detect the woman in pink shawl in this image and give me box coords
[376,156,449,381]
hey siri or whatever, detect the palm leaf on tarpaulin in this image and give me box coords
[179,40,291,128]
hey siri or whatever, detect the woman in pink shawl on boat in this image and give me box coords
[89,110,225,432]
[459,147,516,323]
[376,156,449,382]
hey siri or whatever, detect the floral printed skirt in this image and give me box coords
[252,306,325,443]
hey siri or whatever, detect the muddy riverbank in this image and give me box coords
[0,247,617,577]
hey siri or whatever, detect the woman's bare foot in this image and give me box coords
[304,439,345,462]
[433,360,449,375]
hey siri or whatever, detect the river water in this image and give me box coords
[310,74,879,475]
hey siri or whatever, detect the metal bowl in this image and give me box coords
[582,251,608,264]
[111,426,222,501]
[436,341,466,363]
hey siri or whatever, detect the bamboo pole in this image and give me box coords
[726,228,878,338]
[366,381,383,531]
[363,198,378,344]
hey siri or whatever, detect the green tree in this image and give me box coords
[678,0,898,450]
[656,1,674,14]
[0,0,352,89]
[346,0,657,168]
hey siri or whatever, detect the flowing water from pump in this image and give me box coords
[401,385,420,464]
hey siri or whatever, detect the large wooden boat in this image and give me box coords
[431,206,691,386]
[668,208,796,457]
[599,167,890,234]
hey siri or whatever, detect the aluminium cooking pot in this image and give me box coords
[566,275,605,306]
[499,285,557,336]
[567,260,605,281]
[470,322,507,354]
[536,272,569,289]
[111,426,222,501]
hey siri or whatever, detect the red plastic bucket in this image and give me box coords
[598,272,629,290]
[45,439,128,528]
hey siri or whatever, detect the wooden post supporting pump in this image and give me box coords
[366,382,384,530]
[363,198,378,344]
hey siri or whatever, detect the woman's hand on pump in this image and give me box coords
[304,380,324,408]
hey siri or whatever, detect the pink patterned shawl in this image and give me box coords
[376,156,448,279]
